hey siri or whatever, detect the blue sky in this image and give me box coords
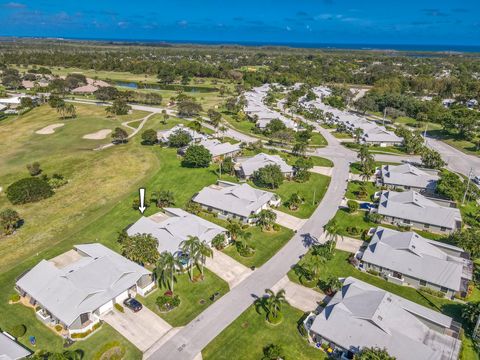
[1,1,478,46]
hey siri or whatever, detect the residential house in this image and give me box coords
[376,190,462,234]
[71,84,99,95]
[376,164,439,193]
[0,332,31,359]
[442,99,456,108]
[15,244,154,337]
[304,277,462,360]
[192,180,280,223]
[126,208,228,258]
[235,153,294,179]
[196,139,241,161]
[157,124,207,144]
[467,99,478,109]
[361,227,472,298]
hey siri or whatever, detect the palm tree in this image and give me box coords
[197,240,213,277]
[254,209,277,231]
[353,128,364,144]
[264,289,287,322]
[56,103,66,119]
[180,236,201,281]
[65,103,76,118]
[293,141,307,157]
[161,109,169,124]
[218,125,228,140]
[287,192,302,211]
[226,220,243,241]
[155,251,182,293]
[324,219,342,248]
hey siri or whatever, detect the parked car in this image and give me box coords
[473,176,480,185]
[124,298,143,312]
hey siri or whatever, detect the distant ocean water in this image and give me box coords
[8,36,480,53]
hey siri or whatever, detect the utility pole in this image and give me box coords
[462,168,474,205]
[312,189,316,206]
[423,123,428,146]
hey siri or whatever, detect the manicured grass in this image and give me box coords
[288,249,465,323]
[275,174,331,219]
[345,180,378,201]
[140,268,229,327]
[200,213,294,268]
[202,304,325,360]
[309,132,327,147]
[332,131,352,139]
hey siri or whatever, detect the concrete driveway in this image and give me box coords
[102,305,172,352]
[272,209,306,231]
[205,249,252,288]
[272,276,326,312]
[310,166,333,176]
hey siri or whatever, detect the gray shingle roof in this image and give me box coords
[157,124,206,143]
[380,164,439,190]
[377,190,462,229]
[362,227,469,291]
[0,332,31,360]
[310,277,460,360]
[192,181,276,218]
[197,139,241,157]
[127,208,226,254]
[237,153,293,177]
[16,244,151,326]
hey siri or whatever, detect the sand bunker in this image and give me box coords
[35,123,65,135]
[82,129,112,140]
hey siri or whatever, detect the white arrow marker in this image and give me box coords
[138,188,146,214]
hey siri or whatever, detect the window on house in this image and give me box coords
[404,219,411,224]
[80,313,89,324]
[424,224,429,229]
[419,280,427,286]
[440,287,448,293]
[440,227,446,232]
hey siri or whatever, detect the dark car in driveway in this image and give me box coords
[124,297,143,312]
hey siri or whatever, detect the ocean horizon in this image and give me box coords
[3,36,480,53]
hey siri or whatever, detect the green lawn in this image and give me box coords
[202,305,325,360]
[140,268,229,327]
[309,132,327,147]
[332,131,352,139]
[200,213,294,268]
[275,174,331,219]
[345,180,378,201]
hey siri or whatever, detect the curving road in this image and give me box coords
[144,122,354,360]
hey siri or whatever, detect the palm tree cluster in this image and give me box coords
[155,236,213,293]
[255,289,288,324]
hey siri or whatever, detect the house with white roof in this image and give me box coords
[361,227,472,298]
[0,332,31,360]
[195,139,241,160]
[235,153,294,179]
[15,244,154,337]
[126,208,227,257]
[377,190,462,234]
[192,180,280,223]
[157,124,207,144]
[304,277,462,360]
[376,164,439,193]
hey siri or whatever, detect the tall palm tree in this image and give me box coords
[354,128,364,144]
[155,251,182,293]
[324,219,342,249]
[226,220,243,241]
[197,240,213,277]
[180,236,201,281]
[65,103,76,118]
[264,289,287,321]
[56,103,66,119]
[254,209,277,231]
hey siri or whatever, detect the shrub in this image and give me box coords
[26,162,42,176]
[8,324,26,338]
[114,303,124,313]
[365,212,382,224]
[236,242,255,257]
[272,223,280,232]
[182,145,212,168]
[419,286,446,298]
[141,129,158,145]
[70,321,102,339]
[156,295,181,312]
[347,200,359,213]
[47,174,68,189]
[366,269,380,276]
[54,324,63,332]
[6,177,54,205]
[0,209,22,236]
[9,293,20,303]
